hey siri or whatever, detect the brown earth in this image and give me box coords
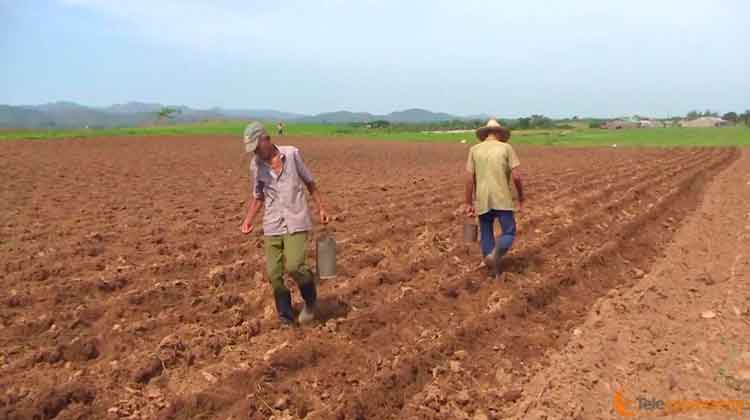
[514,149,750,420]
[0,135,742,419]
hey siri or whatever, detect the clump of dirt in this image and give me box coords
[133,356,164,384]
[61,337,101,362]
[158,334,189,368]
[0,382,95,420]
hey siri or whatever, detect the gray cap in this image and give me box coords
[243,122,267,154]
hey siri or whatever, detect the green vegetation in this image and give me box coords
[1,121,749,147]
[511,126,750,147]
[156,106,181,122]
[0,121,248,141]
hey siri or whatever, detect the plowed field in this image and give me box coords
[0,136,739,419]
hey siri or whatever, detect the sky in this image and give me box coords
[0,0,748,118]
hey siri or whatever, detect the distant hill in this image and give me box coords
[27,101,145,128]
[385,108,456,123]
[465,113,492,121]
[1,102,149,128]
[0,105,54,128]
[103,101,163,114]
[0,102,290,129]
[0,101,475,129]
[300,108,460,124]
[300,111,376,124]
[210,108,306,121]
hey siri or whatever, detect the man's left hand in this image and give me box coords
[319,208,330,224]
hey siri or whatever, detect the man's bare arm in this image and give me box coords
[465,172,476,216]
[512,169,524,206]
[305,182,330,224]
[241,196,264,234]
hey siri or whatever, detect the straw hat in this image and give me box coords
[475,118,510,141]
[243,122,267,155]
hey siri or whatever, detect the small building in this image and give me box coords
[638,119,665,128]
[602,119,639,129]
[679,117,729,128]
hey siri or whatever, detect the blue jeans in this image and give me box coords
[479,210,516,257]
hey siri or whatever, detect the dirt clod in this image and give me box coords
[701,310,717,319]
[61,338,100,362]
[273,396,289,410]
[454,390,470,406]
[133,357,163,384]
[500,389,523,403]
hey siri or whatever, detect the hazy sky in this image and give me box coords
[1,0,748,117]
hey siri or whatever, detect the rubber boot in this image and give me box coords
[273,289,296,326]
[297,281,317,324]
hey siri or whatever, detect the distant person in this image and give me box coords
[240,122,330,326]
[277,121,284,136]
[465,119,524,280]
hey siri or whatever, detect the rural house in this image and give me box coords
[602,119,640,129]
[638,119,665,128]
[679,117,729,128]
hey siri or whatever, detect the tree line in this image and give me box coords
[686,109,750,125]
[352,115,573,132]
[347,110,750,132]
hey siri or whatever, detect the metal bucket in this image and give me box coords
[463,223,478,242]
[315,235,337,279]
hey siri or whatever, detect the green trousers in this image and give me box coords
[264,231,314,294]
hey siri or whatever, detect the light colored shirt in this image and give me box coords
[251,146,315,236]
[466,140,520,214]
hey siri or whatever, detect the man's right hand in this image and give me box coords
[240,219,254,234]
[465,205,476,218]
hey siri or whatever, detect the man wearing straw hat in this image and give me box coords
[240,122,330,326]
[465,119,524,280]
